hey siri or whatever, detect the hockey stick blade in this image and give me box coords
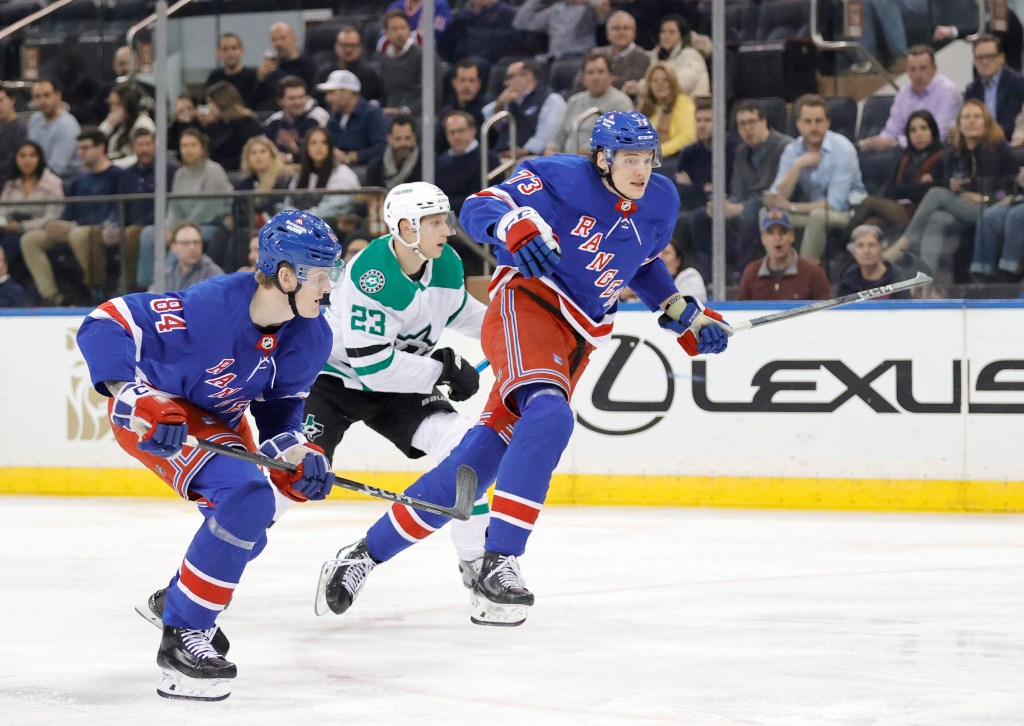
[728,272,932,332]
[186,436,474,520]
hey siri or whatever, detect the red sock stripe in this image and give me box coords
[179,559,235,607]
[390,503,434,540]
[492,494,541,526]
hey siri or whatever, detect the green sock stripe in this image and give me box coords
[471,503,490,515]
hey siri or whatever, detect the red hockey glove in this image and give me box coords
[258,433,335,502]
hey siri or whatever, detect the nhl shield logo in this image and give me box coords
[359,269,386,294]
[256,334,278,354]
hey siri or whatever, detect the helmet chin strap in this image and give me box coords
[598,149,631,201]
[272,276,302,317]
[396,224,428,262]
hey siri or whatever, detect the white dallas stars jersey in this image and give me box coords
[321,234,485,392]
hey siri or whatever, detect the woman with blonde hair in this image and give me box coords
[202,81,263,170]
[233,135,292,240]
[886,99,1017,279]
[636,61,695,174]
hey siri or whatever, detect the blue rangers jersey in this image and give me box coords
[461,154,681,346]
[76,272,331,441]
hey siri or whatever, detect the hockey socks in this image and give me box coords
[163,467,276,630]
[487,386,573,556]
[366,425,506,562]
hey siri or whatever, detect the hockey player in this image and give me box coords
[77,209,342,700]
[316,111,730,626]
[302,181,490,596]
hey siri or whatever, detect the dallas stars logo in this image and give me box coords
[301,413,324,441]
[359,269,386,294]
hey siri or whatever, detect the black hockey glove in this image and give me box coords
[431,348,480,402]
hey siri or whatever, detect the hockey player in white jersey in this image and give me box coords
[303,181,490,595]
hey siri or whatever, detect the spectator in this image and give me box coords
[697,100,791,274]
[449,0,519,65]
[970,166,1024,282]
[232,135,292,235]
[646,14,709,98]
[28,79,82,178]
[0,246,26,306]
[323,26,383,105]
[205,32,260,109]
[660,237,706,301]
[342,228,371,264]
[383,0,452,50]
[934,0,1022,73]
[483,60,567,157]
[167,95,198,158]
[636,61,696,174]
[852,0,927,72]
[263,76,330,161]
[255,22,320,112]
[440,59,487,142]
[836,224,911,296]
[851,110,947,241]
[886,99,1016,279]
[965,35,1024,141]
[858,46,962,150]
[115,128,177,293]
[546,52,632,155]
[0,141,63,282]
[764,93,866,265]
[367,114,422,191]
[136,128,232,290]
[738,209,831,300]
[85,46,153,126]
[20,129,123,305]
[237,232,259,273]
[513,0,610,60]
[99,83,156,168]
[153,221,224,293]
[581,10,650,98]
[319,70,387,167]
[378,10,441,115]
[0,84,27,186]
[436,110,500,213]
[203,81,265,171]
[285,126,360,220]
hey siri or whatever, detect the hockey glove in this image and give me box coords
[659,295,732,356]
[432,347,480,402]
[497,207,561,279]
[112,382,188,458]
[258,432,335,502]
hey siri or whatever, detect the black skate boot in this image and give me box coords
[136,587,230,656]
[156,626,237,701]
[470,551,534,627]
[314,538,380,616]
[458,557,483,589]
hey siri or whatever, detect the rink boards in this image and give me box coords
[1,300,1022,512]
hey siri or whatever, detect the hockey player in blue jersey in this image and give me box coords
[316,111,730,626]
[77,210,342,700]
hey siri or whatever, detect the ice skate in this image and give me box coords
[470,551,534,627]
[314,538,379,616]
[458,557,483,589]
[156,625,237,701]
[136,587,230,656]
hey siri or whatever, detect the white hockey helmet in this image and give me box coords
[383,182,452,257]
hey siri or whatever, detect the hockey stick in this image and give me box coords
[726,272,933,333]
[184,435,476,520]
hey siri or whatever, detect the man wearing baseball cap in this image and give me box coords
[737,208,831,300]
[319,70,387,167]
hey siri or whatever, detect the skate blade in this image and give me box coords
[469,592,528,627]
[314,557,345,617]
[157,668,231,701]
[135,598,161,628]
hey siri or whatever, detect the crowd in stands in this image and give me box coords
[0,0,1023,308]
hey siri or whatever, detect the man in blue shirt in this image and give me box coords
[319,70,387,169]
[763,94,866,266]
[20,128,124,305]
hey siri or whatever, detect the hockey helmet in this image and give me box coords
[590,110,662,168]
[257,209,343,283]
[383,182,453,246]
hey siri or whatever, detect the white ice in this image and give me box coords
[1,497,1022,725]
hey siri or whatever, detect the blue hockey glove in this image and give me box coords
[259,432,335,502]
[112,382,188,458]
[658,295,732,356]
[497,207,561,278]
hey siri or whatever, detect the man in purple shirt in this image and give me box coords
[858,45,962,150]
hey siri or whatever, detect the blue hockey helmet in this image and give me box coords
[590,111,662,168]
[257,209,342,281]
